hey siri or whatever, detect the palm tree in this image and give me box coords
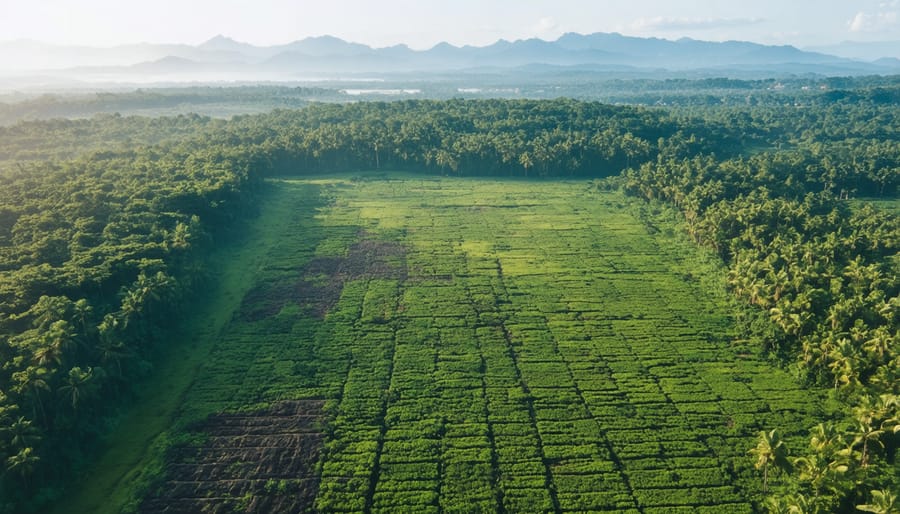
[519,152,533,177]
[793,452,848,500]
[619,132,650,169]
[875,394,899,433]
[769,303,808,337]
[96,339,131,377]
[72,298,93,334]
[842,256,872,293]
[861,327,891,363]
[857,489,897,514]
[434,149,458,176]
[118,287,144,328]
[875,296,898,326]
[749,429,792,492]
[45,319,77,359]
[24,295,72,330]
[11,367,50,424]
[4,416,40,450]
[170,221,192,250]
[868,363,900,395]
[828,339,860,391]
[57,367,94,411]
[31,342,62,368]
[784,492,817,514]
[765,496,792,514]
[6,447,39,488]
[809,423,843,454]
[118,272,176,330]
[851,419,884,469]
[97,312,121,339]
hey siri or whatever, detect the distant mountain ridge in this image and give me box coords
[2,32,899,79]
[806,40,900,61]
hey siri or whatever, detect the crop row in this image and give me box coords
[150,178,828,512]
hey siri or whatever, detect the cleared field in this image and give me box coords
[137,175,826,513]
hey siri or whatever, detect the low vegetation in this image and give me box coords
[139,177,827,513]
[0,86,895,512]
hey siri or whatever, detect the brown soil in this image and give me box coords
[238,236,406,321]
[140,399,325,514]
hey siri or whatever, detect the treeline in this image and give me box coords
[588,77,900,108]
[0,145,264,510]
[622,133,899,509]
[0,86,332,127]
[0,98,731,511]
[0,112,226,164]
[0,95,897,512]
[3,76,898,125]
[1,100,737,176]
[217,99,740,177]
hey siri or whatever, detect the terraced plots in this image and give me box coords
[140,176,827,513]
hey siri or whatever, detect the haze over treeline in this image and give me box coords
[2,32,900,89]
[0,3,897,514]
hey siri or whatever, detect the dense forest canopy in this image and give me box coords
[0,86,897,513]
[3,74,899,126]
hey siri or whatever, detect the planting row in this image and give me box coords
[142,177,827,512]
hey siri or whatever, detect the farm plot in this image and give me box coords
[138,175,826,513]
[140,400,325,513]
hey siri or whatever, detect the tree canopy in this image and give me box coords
[0,89,896,512]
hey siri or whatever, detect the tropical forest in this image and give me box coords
[0,37,898,514]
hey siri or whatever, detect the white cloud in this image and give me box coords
[630,16,764,32]
[849,10,899,32]
[533,17,562,39]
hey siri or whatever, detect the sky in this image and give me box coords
[1,0,898,49]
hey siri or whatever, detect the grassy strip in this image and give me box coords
[51,182,304,514]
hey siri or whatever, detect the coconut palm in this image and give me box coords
[875,394,899,433]
[11,367,50,424]
[96,339,131,377]
[57,367,95,411]
[809,422,843,454]
[518,152,533,177]
[170,221,192,250]
[4,416,40,450]
[862,327,892,363]
[6,447,39,488]
[793,452,848,499]
[857,489,897,514]
[868,361,900,395]
[71,298,93,334]
[765,496,793,514]
[851,419,884,469]
[44,320,77,359]
[828,338,860,390]
[784,493,817,514]
[749,429,792,492]
[23,295,73,330]
[31,342,62,368]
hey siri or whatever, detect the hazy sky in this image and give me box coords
[2,0,898,48]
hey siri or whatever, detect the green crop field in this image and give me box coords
[88,174,829,513]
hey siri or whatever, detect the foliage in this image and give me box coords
[620,93,899,511]
[0,131,263,510]
[131,178,823,513]
[0,86,896,512]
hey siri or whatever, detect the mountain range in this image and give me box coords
[2,33,900,81]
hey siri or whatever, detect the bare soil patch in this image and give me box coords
[140,399,325,514]
[238,235,406,321]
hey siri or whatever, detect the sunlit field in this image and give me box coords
[123,175,827,513]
